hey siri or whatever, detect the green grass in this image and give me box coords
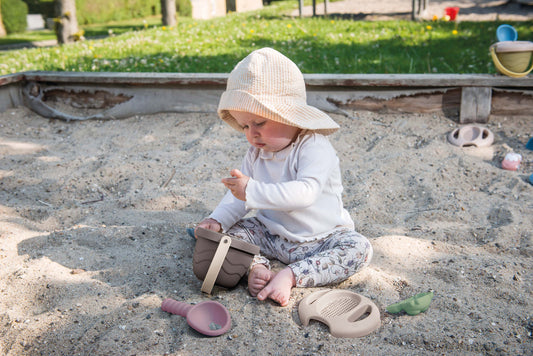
[0,16,163,45]
[0,1,532,75]
[0,29,56,46]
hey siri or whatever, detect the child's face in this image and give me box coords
[229,110,301,152]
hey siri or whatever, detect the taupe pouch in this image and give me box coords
[193,227,260,294]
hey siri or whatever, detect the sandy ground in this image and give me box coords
[0,103,532,355]
[1,1,533,355]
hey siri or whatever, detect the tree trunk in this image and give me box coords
[0,0,7,37]
[54,0,80,44]
[161,0,177,27]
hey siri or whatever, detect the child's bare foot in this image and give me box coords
[248,264,274,297]
[257,267,296,307]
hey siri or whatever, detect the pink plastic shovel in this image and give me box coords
[161,298,231,336]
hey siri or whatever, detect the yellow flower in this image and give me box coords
[250,29,255,34]
[443,15,451,21]
[162,26,166,30]
[432,15,438,21]
[330,20,335,24]
[426,25,432,31]
[452,29,458,35]
[287,24,292,28]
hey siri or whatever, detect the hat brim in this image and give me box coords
[218,90,339,136]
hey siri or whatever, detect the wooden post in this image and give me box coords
[0,0,7,37]
[161,0,177,27]
[54,0,80,44]
[412,0,428,20]
[298,0,327,18]
[460,87,492,123]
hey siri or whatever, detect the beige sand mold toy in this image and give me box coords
[193,227,260,294]
[298,289,381,338]
[447,125,494,148]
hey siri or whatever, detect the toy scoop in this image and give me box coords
[161,298,231,336]
[386,291,434,316]
[497,24,518,42]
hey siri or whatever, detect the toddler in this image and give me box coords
[196,48,372,306]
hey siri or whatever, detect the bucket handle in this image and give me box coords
[490,46,533,78]
[201,235,232,294]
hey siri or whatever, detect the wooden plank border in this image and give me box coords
[9,71,533,88]
[1,71,532,122]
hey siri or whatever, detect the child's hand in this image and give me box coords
[221,169,249,201]
[196,218,222,236]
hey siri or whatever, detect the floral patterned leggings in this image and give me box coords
[226,217,373,288]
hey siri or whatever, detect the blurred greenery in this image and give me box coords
[2,0,29,34]
[1,0,532,75]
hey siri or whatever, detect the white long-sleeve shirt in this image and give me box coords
[209,132,354,243]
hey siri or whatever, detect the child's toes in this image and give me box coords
[248,280,266,296]
[256,286,271,301]
[248,265,273,296]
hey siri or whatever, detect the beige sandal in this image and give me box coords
[298,289,381,338]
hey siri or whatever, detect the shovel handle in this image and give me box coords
[161,298,192,317]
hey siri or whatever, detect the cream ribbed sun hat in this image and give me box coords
[218,47,339,135]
